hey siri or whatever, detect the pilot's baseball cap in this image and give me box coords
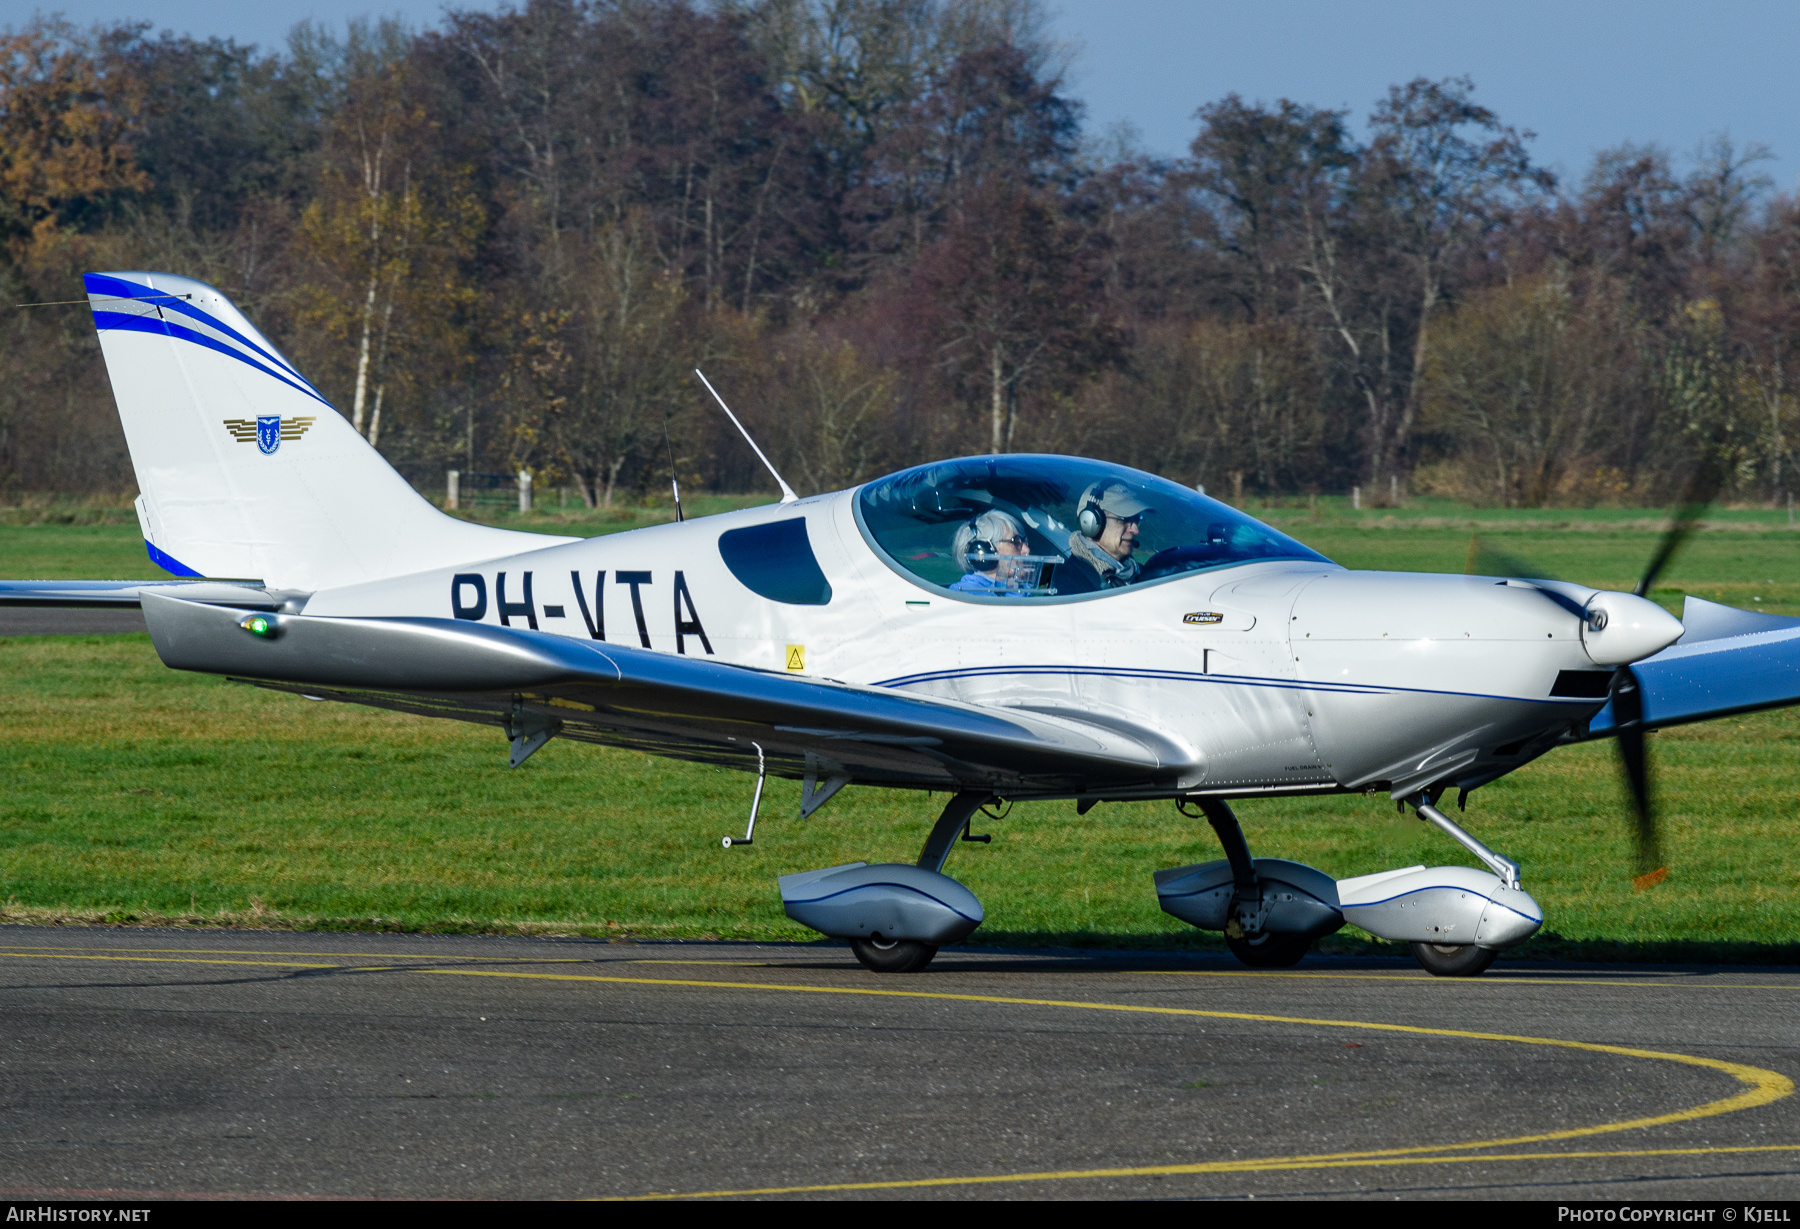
[1081,481,1151,519]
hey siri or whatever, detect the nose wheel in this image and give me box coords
[850,935,938,973]
[1410,942,1497,977]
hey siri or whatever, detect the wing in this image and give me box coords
[1674,594,1800,644]
[140,592,1191,795]
[1584,598,1800,737]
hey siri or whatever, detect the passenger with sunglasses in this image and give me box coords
[949,510,1033,595]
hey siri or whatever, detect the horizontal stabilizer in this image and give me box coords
[0,579,283,608]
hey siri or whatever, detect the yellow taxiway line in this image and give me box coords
[626,964,1800,993]
[426,966,1794,1136]
[612,1144,1800,1200]
[2,946,1797,990]
[1139,969,1800,989]
[425,967,1793,1192]
[2,948,1793,1199]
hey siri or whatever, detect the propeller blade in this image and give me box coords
[1609,665,1665,882]
[1635,461,1724,598]
[1463,534,1562,582]
[1463,534,1589,616]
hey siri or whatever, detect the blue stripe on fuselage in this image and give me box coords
[873,663,1600,708]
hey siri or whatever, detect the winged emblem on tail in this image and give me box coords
[223,416,315,454]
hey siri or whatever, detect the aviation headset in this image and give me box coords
[1076,497,1107,540]
[964,516,997,562]
[1077,483,1133,540]
[1077,483,1149,540]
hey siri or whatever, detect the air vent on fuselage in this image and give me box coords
[1551,669,1613,698]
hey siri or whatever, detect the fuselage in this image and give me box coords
[299,486,1681,801]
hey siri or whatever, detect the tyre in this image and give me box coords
[1225,931,1311,968]
[1410,942,1497,977]
[850,935,938,973]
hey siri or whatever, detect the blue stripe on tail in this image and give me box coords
[146,541,202,577]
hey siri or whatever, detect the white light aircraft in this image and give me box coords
[10,272,1800,976]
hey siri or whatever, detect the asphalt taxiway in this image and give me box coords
[1,926,1797,1200]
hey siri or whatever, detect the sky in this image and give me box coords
[23,0,1800,195]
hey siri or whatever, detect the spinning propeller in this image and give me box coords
[1463,467,1721,888]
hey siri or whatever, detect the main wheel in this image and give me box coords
[850,935,938,973]
[1411,942,1497,977]
[1225,931,1311,968]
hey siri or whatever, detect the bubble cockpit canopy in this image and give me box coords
[854,455,1334,600]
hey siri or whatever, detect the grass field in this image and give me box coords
[3,500,1798,958]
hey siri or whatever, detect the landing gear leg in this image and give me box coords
[1404,791,1517,978]
[847,790,989,975]
[1194,798,1312,969]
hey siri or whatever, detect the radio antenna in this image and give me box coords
[661,411,684,522]
[694,368,798,504]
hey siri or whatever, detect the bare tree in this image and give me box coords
[1356,77,1549,487]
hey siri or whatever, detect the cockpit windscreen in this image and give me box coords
[855,455,1334,599]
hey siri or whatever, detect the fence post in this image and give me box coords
[446,470,460,511]
[518,469,533,514]
[1352,485,1361,511]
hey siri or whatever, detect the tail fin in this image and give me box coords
[86,272,569,590]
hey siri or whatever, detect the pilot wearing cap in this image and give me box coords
[1067,480,1149,587]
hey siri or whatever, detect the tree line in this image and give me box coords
[2,0,1795,508]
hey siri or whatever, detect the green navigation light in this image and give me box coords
[240,615,274,637]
